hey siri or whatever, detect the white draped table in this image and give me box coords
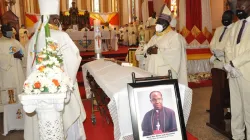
[82,59,193,140]
[66,31,118,51]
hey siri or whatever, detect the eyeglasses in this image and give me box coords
[151,98,162,102]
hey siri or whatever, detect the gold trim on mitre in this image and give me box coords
[158,5,172,22]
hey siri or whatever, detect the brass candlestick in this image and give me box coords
[8,89,16,104]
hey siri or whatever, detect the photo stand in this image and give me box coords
[128,70,187,140]
[86,71,111,125]
[132,70,172,84]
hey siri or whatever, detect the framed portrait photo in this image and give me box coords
[127,79,187,140]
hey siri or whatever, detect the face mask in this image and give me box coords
[6,31,13,38]
[222,19,232,26]
[155,24,163,32]
[236,10,248,20]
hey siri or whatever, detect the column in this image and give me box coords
[77,0,81,10]
[30,0,34,13]
[120,0,129,25]
[81,0,87,10]
[86,0,92,12]
[100,0,104,12]
[19,0,26,25]
[135,0,142,21]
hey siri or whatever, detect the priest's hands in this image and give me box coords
[147,45,158,55]
[213,49,224,57]
[224,62,242,78]
[209,55,216,63]
[13,51,24,60]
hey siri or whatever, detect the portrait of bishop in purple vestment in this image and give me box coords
[141,91,177,136]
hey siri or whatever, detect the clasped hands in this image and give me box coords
[223,61,242,78]
[210,49,224,63]
[13,51,24,60]
[147,45,158,55]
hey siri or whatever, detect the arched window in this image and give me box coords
[93,0,100,12]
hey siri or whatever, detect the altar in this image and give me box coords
[66,30,118,52]
[82,59,193,140]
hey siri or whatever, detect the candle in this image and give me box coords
[94,19,100,26]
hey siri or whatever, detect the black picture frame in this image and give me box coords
[127,79,187,140]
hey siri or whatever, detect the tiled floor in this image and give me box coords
[0,87,230,140]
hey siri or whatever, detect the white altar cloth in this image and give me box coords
[3,103,24,136]
[67,31,117,40]
[82,59,193,140]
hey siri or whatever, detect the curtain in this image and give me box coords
[148,1,153,17]
[179,0,186,30]
[0,0,7,17]
[201,0,212,32]
[186,0,202,30]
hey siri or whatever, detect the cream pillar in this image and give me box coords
[61,0,67,11]
[30,0,34,13]
[100,0,104,12]
[77,0,81,10]
[135,0,142,21]
[81,0,87,10]
[86,0,92,12]
[108,0,112,12]
[120,0,129,25]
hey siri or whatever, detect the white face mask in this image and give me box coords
[155,24,163,32]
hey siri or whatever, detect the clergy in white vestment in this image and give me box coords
[210,10,234,69]
[81,27,90,32]
[0,24,25,98]
[24,0,86,140]
[123,29,129,46]
[146,12,157,27]
[223,1,250,139]
[143,5,188,86]
[128,23,137,46]
[19,25,30,47]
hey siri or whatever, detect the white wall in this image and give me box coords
[211,0,223,29]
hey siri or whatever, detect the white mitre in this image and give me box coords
[170,18,177,28]
[38,0,60,15]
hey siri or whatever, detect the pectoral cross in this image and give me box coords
[156,121,160,130]
[156,110,160,130]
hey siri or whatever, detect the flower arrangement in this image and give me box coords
[23,37,74,94]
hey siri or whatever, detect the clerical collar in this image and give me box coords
[156,26,172,36]
[225,24,233,29]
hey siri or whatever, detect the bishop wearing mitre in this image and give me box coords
[24,0,86,140]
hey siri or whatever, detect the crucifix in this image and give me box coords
[5,0,16,11]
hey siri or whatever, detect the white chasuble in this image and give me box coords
[143,29,188,86]
[0,37,25,96]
